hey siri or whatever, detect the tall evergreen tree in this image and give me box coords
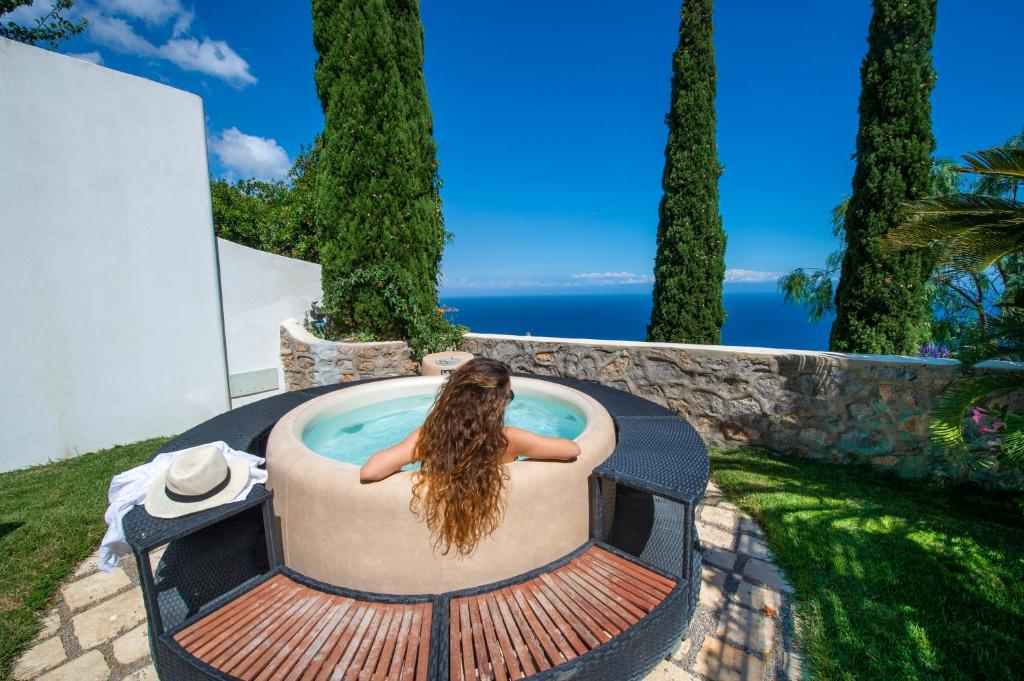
[312,0,451,350]
[648,0,725,345]
[830,0,938,354]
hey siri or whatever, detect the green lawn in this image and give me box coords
[0,438,169,678]
[711,448,1024,681]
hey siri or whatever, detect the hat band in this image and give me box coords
[164,470,232,503]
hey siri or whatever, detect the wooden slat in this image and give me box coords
[208,591,317,671]
[320,606,372,681]
[380,608,412,681]
[183,581,301,659]
[533,578,607,645]
[344,607,385,681]
[509,587,568,666]
[491,591,537,677]
[398,605,423,681]
[521,582,589,656]
[232,594,329,679]
[449,547,677,681]
[259,596,345,681]
[500,589,553,671]
[456,600,475,681]
[415,603,431,681]
[466,598,490,680]
[564,564,647,620]
[475,595,508,681]
[554,568,634,630]
[449,601,464,681]
[360,607,395,681]
[283,599,354,681]
[589,549,675,592]
[576,553,666,606]
[176,575,289,647]
[327,605,376,681]
[196,586,306,664]
[548,569,628,634]
[484,594,523,679]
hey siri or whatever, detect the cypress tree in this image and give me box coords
[312,0,449,347]
[648,0,726,345]
[830,0,937,354]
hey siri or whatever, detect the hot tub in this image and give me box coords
[266,376,616,594]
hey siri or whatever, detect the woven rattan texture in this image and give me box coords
[596,416,709,504]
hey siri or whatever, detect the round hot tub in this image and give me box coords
[267,376,616,594]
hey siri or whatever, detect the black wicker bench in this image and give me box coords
[124,375,709,681]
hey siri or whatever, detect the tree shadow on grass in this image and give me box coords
[0,522,23,543]
[711,449,1024,681]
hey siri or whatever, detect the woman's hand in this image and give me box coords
[504,427,581,461]
[360,428,420,482]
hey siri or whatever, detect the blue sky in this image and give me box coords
[15,0,1024,295]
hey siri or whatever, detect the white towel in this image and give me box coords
[97,441,268,572]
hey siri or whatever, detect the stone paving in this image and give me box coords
[13,481,803,681]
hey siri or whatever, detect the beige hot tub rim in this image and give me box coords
[266,376,616,594]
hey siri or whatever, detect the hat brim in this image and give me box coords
[145,458,252,519]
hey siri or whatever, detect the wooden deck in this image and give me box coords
[174,574,433,681]
[171,546,675,681]
[448,546,676,681]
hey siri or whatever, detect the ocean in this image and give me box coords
[441,292,834,351]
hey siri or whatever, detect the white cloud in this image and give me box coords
[209,127,291,181]
[65,51,104,64]
[442,277,571,290]
[571,271,655,285]
[160,37,255,86]
[97,0,184,25]
[724,268,782,283]
[170,7,193,36]
[5,0,52,23]
[85,6,255,87]
[89,14,157,55]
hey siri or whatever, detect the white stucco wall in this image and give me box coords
[0,39,230,471]
[217,239,322,406]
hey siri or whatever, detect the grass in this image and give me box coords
[711,447,1024,681]
[0,438,169,677]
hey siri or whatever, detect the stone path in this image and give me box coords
[13,481,803,681]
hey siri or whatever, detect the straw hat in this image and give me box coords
[145,444,251,518]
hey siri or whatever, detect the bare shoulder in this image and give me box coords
[504,426,537,443]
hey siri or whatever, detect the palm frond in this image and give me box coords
[957,307,1024,364]
[930,373,1024,455]
[956,147,1024,181]
[885,195,1024,270]
[999,415,1024,463]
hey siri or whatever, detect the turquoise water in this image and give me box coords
[302,393,586,465]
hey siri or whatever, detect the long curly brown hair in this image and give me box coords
[411,358,512,555]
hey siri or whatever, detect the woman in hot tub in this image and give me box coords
[359,357,579,555]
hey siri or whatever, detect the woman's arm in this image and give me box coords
[504,426,581,461]
[360,428,420,482]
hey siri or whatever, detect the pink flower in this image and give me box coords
[971,407,985,424]
[979,419,1005,434]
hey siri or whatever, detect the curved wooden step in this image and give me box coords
[448,546,676,681]
[169,545,676,681]
[173,574,432,681]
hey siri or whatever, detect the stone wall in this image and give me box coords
[463,333,1023,485]
[279,320,418,390]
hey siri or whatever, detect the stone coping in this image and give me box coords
[465,333,1024,371]
[282,319,410,350]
